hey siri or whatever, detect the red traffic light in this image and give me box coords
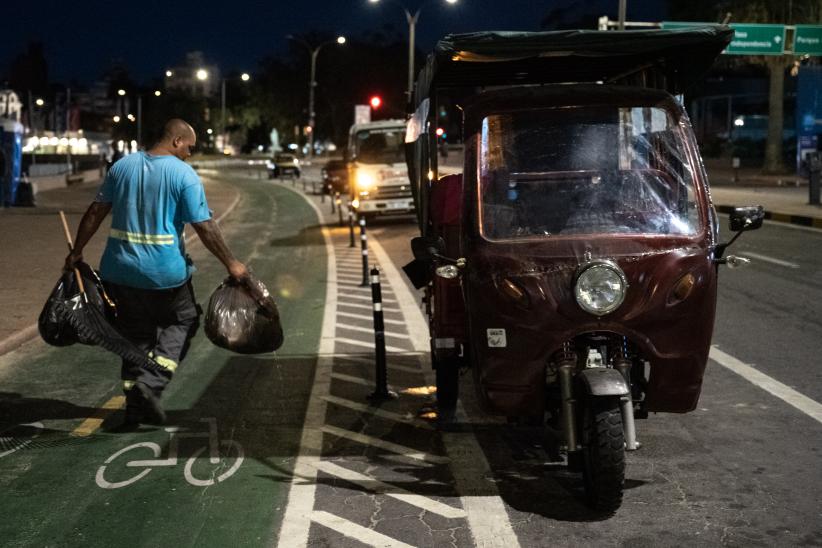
[369,95,382,109]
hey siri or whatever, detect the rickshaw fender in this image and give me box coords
[577,368,630,397]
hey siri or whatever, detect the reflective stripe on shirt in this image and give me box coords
[110,228,175,246]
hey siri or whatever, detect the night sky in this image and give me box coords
[3,0,666,85]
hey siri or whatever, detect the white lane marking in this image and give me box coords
[739,251,800,269]
[710,346,822,425]
[310,511,415,548]
[333,337,408,353]
[337,311,405,326]
[389,363,424,374]
[277,192,337,548]
[331,372,384,387]
[369,237,521,548]
[340,293,398,304]
[322,425,450,464]
[337,281,395,294]
[336,323,411,340]
[314,461,465,518]
[337,301,398,313]
[322,395,433,430]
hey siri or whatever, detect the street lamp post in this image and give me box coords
[220,72,250,154]
[369,0,458,100]
[288,35,346,158]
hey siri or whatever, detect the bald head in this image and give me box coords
[149,118,197,160]
[162,118,195,142]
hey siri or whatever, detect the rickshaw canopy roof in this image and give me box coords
[412,26,733,107]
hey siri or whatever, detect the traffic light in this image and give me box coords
[369,95,382,109]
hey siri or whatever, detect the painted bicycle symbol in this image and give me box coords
[96,418,244,489]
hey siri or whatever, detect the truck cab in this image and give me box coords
[347,119,415,219]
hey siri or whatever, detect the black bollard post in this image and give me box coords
[337,195,344,226]
[321,185,326,203]
[368,267,398,402]
[810,153,821,206]
[302,178,306,192]
[348,202,356,247]
[331,192,337,214]
[359,217,369,286]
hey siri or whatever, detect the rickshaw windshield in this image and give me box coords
[479,106,700,240]
[355,129,406,164]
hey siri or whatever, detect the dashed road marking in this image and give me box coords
[331,372,383,387]
[322,395,433,429]
[710,346,822,425]
[336,311,405,325]
[321,425,450,464]
[314,461,466,518]
[310,511,415,548]
[333,337,408,353]
[336,322,410,339]
[739,251,800,269]
[337,301,399,313]
[339,293,398,304]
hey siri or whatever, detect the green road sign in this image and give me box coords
[794,26,822,56]
[727,24,785,55]
[662,22,786,55]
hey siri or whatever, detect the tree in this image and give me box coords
[669,0,822,172]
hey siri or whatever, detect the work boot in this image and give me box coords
[135,382,166,425]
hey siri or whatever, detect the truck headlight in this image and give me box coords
[574,261,627,316]
[356,172,375,191]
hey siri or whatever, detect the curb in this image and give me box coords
[716,205,822,229]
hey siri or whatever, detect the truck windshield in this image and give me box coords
[479,106,700,240]
[355,128,406,164]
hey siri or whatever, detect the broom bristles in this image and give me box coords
[57,298,163,373]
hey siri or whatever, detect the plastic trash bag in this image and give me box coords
[204,274,284,354]
[38,262,116,347]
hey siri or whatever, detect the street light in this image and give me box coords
[117,89,126,96]
[154,90,162,97]
[35,98,44,106]
[113,115,121,123]
[288,34,347,157]
[368,0,458,100]
[196,69,209,81]
[165,70,173,77]
[220,72,251,154]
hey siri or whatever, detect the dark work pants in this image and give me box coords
[104,280,200,403]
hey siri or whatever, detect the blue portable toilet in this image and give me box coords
[0,118,23,207]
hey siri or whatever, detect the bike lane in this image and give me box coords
[0,169,325,547]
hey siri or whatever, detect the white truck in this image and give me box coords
[346,119,415,218]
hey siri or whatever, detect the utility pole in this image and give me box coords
[618,0,627,30]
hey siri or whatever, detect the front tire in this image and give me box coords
[581,396,625,513]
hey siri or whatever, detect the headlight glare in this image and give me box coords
[356,171,375,190]
[574,262,626,316]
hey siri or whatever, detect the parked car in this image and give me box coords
[267,153,301,179]
[321,159,349,194]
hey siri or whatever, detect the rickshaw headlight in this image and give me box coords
[574,262,627,316]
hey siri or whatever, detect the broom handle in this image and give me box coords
[59,210,86,294]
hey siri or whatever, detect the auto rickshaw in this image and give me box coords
[403,27,764,512]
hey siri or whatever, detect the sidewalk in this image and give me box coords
[0,174,239,354]
[707,165,822,228]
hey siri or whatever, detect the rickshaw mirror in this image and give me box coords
[411,236,446,262]
[729,206,765,232]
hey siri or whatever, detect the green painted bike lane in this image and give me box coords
[0,172,325,547]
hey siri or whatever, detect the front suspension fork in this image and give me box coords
[557,344,579,452]
[614,353,640,451]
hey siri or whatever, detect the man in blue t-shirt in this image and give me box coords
[65,119,250,428]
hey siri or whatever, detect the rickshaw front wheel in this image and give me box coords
[580,396,625,514]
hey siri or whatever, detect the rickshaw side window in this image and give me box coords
[478,106,700,240]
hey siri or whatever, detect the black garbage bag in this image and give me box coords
[204,274,284,354]
[38,262,115,347]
